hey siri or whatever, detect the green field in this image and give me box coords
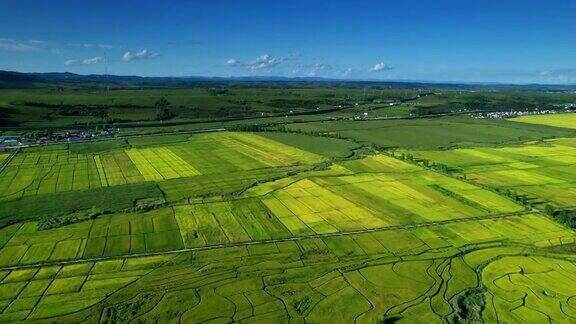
[0,212,572,322]
[404,137,576,207]
[0,87,421,126]
[3,85,576,127]
[0,153,528,268]
[2,99,576,321]
[285,116,575,149]
[0,132,322,202]
[512,112,576,130]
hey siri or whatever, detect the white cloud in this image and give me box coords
[369,62,393,72]
[68,43,113,50]
[28,40,47,45]
[226,58,240,66]
[247,54,282,70]
[122,49,160,61]
[537,68,576,83]
[84,43,113,50]
[342,68,354,77]
[82,56,105,65]
[0,38,40,52]
[292,63,332,77]
[65,56,105,66]
[306,63,330,76]
[226,53,289,71]
[64,59,79,66]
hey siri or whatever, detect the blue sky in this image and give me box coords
[0,0,575,83]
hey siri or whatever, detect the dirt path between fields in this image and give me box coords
[0,210,535,271]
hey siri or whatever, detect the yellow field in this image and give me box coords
[512,113,576,129]
[405,138,576,207]
[0,132,324,201]
[253,154,523,230]
[126,147,199,181]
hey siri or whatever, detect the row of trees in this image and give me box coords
[395,152,456,174]
[544,205,576,228]
[155,97,175,121]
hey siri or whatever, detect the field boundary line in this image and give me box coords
[0,147,20,175]
[0,210,536,271]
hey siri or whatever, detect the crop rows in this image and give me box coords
[0,196,571,269]
[405,137,576,207]
[256,155,523,233]
[1,129,576,321]
[0,208,184,267]
[0,132,323,202]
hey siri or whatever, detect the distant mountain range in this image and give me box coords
[1,70,575,91]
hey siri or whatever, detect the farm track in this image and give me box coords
[0,209,535,272]
[0,147,19,175]
[17,127,227,149]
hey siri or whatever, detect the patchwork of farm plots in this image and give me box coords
[0,202,552,269]
[0,255,172,321]
[250,155,523,235]
[404,137,576,207]
[0,208,185,267]
[512,113,576,130]
[0,153,532,269]
[0,212,573,322]
[1,131,576,321]
[0,132,322,201]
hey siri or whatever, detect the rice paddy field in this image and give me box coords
[1,125,576,322]
[0,213,573,322]
[404,137,576,207]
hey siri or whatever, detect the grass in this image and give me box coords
[0,87,421,126]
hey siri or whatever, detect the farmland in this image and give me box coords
[0,132,323,202]
[284,116,575,149]
[1,88,576,322]
[403,137,576,208]
[0,86,421,126]
[512,112,576,130]
[0,212,573,322]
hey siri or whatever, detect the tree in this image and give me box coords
[155,97,175,121]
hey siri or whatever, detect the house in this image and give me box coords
[0,137,21,147]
